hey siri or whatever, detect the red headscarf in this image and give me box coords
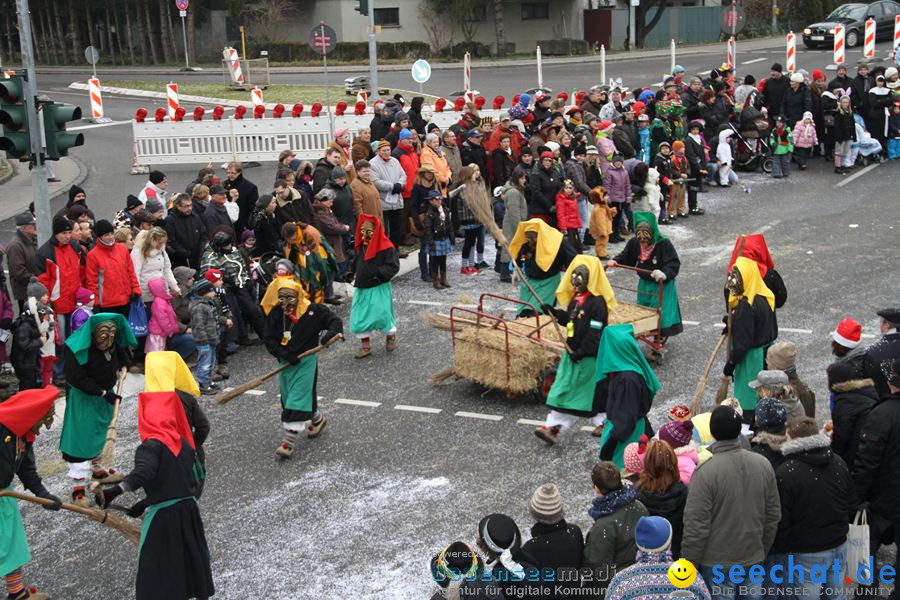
[137,391,196,456]
[727,234,775,279]
[354,213,394,261]
[0,387,59,443]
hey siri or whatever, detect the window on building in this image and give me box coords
[374,7,400,27]
[521,2,550,20]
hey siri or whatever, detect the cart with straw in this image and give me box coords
[424,266,664,399]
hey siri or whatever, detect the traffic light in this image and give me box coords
[0,74,31,160]
[40,100,84,160]
[355,0,368,16]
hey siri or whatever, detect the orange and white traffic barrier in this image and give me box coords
[223,47,244,85]
[727,36,735,69]
[251,86,264,107]
[786,32,796,72]
[89,77,104,120]
[834,25,845,65]
[864,19,876,58]
[167,82,179,119]
[356,90,367,106]
[895,15,900,50]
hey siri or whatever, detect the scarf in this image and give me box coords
[588,485,637,519]
[688,133,703,145]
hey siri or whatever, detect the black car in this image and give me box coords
[803,1,900,48]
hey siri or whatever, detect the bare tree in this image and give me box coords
[636,0,667,48]
[53,4,71,64]
[160,0,175,63]
[85,0,98,50]
[247,0,297,43]
[186,4,196,66]
[142,0,161,63]
[134,0,148,64]
[104,0,117,64]
[418,0,457,53]
[493,0,505,57]
[68,0,82,61]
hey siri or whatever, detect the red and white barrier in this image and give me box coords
[89,77,104,120]
[895,15,900,50]
[356,90,367,106]
[864,19,876,58]
[464,51,471,92]
[167,82,179,119]
[223,47,244,85]
[251,86,264,107]
[726,37,736,72]
[834,25,845,65]
[786,32,796,72]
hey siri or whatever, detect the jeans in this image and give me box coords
[195,344,216,385]
[700,565,766,600]
[577,197,591,240]
[383,209,404,249]
[767,544,848,600]
[53,313,71,381]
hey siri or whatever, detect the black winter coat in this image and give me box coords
[11,312,41,373]
[831,378,878,470]
[781,85,811,126]
[164,209,207,269]
[851,74,873,114]
[64,344,130,398]
[864,332,900,400]
[528,166,561,217]
[750,431,787,471]
[636,481,688,558]
[517,239,576,281]
[0,423,50,496]
[867,89,894,138]
[683,135,706,181]
[422,205,454,248]
[613,238,680,282]
[249,209,281,256]
[311,158,335,195]
[730,295,776,367]
[519,520,584,600]
[223,173,258,233]
[326,180,355,229]
[460,141,487,175]
[491,148,516,189]
[599,370,654,455]
[775,434,854,553]
[853,392,900,520]
[833,111,856,143]
[763,75,790,117]
[354,246,400,289]
[263,303,342,364]
[611,128,636,158]
[200,203,233,242]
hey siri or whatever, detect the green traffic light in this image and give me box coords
[0,104,26,129]
[0,75,29,160]
[0,76,24,103]
[41,101,84,160]
[0,130,29,159]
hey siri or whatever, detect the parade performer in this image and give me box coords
[726,234,786,338]
[724,257,777,423]
[596,324,660,469]
[607,212,684,340]
[96,387,214,600]
[0,387,60,600]
[261,277,342,459]
[350,215,400,359]
[535,256,616,444]
[59,313,136,506]
[507,219,576,317]
[283,222,338,305]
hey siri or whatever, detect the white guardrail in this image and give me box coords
[132,110,504,168]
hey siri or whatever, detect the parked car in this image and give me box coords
[803,1,900,48]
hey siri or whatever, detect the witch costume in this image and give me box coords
[596,324,660,469]
[535,256,615,445]
[507,219,576,317]
[261,277,342,459]
[59,312,136,505]
[726,233,786,340]
[0,388,60,600]
[97,389,215,600]
[350,214,400,359]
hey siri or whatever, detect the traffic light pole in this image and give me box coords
[15,0,51,244]
[368,1,379,100]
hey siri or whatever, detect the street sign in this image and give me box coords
[84,46,99,65]
[179,10,186,17]
[309,23,337,55]
[411,59,431,84]
[175,0,188,10]
[721,5,746,35]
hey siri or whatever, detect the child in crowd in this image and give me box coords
[71,287,95,333]
[715,129,739,187]
[189,278,220,394]
[769,115,794,178]
[588,186,616,260]
[239,230,256,266]
[10,278,47,390]
[670,141,689,219]
[605,154,632,241]
[889,102,900,159]
[421,189,454,289]
[146,277,179,353]
[652,141,675,224]
[637,114,652,164]
[791,111,818,171]
[203,268,233,382]
[833,95,856,174]
[555,179,583,253]
[37,299,56,389]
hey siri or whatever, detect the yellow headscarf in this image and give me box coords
[507,219,564,273]
[555,255,618,311]
[144,351,200,398]
[260,276,310,319]
[728,256,775,311]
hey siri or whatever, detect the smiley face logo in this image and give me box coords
[667,558,697,588]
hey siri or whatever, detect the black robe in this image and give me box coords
[731,295,776,367]
[354,246,400,289]
[517,240,576,281]
[0,425,50,496]
[598,370,654,460]
[613,237,684,336]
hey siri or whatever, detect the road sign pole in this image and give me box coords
[368,2,379,101]
[321,23,333,136]
[181,13,190,69]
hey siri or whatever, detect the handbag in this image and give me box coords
[846,509,871,584]
[128,297,149,338]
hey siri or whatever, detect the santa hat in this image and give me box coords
[832,316,862,349]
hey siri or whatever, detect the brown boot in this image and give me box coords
[307,414,327,438]
[433,277,442,290]
[386,335,397,352]
[275,443,294,459]
[440,268,451,288]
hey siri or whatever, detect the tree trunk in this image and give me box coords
[68,0,82,60]
[166,0,178,60]
[493,0,506,57]
[159,0,174,64]
[636,0,666,49]
[84,0,98,51]
[186,4,196,67]
[123,0,138,65]
[53,4,71,64]
[104,0,116,65]
[133,0,148,64]
[4,0,16,62]
[142,0,161,64]
[112,0,127,64]
[36,1,51,63]
[41,1,59,64]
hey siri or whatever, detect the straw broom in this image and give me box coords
[690,334,726,416]
[215,334,342,405]
[98,369,129,467]
[714,308,734,404]
[0,489,140,548]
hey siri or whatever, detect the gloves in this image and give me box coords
[650,269,666,282]
[103,390,121,406]
[130,293,141,303]
[127,499,149,519]
[540,303,556,316]
[38,490,61,511]
[723,362,735,377]
[96,484,123,509]
[391,182,402,194]
[720,315,729,336]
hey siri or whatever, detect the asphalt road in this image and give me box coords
[6,41,899,599]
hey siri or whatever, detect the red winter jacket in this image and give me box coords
[555,191,582,231]
[85,242,141,309]
[36,239,84,315]
[396,142,420,199]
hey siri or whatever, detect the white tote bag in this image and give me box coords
[846,510,871,584]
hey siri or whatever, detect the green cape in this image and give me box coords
[65,313,137,365]
[595,324,660,397]
[633,211,665,245]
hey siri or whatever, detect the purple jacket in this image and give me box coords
[605,165,632,204]
[70,305,93,333]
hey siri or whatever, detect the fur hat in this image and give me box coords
[659,421,693,449]
[529,483,563,525]
[710,405,742,441]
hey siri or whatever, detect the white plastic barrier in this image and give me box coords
[132,109,502,168]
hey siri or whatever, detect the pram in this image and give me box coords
[729,108,773,173]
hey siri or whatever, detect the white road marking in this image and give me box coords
[408,300,443,306]
[836,163,879,188]
[580,426,596,432]
[861,333,876,339]
[244,390,266,396]
[682,320,701,326]
[68,120,130,131]
[700,221,780,266]
[335,398,381,407]
[455,411,503,421]
[742,57,767,65]
[517,418,546,426]
[394,404,442,414]
[779,327,814,334]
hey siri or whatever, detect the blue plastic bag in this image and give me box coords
[128,297,149,337]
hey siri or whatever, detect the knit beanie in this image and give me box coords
[709,405,742,441]
[529,483,564,525]
[766,341,797,372]
[192,279,213,296]
[149,170,166,185]
[331,165,347,180]
[754,397,787,434]
[659,421,694,449]
[126,195,143,211]
[68,184,85,202]
[26,277,48,300]
[145,198,164,214]
[241,229,256,243]
[75,287,95,306]
[52,215,73,235]
[623,437,648,475]
[635,516,673,552]
[94,219,115,238]
[204,268,223,284]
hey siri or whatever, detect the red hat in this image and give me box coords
[539,151,554,159]
[204,268,223,284]
[812,69,826,82]
[832,316,862,349]
[668,404,691,422]
[598,120,614,131]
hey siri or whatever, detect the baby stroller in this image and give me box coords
[730,108,773,173]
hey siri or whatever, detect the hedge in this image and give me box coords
[250,41,431,62]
